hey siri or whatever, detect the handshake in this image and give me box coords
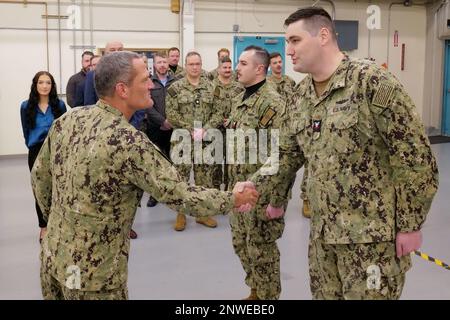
[230,181,284,219]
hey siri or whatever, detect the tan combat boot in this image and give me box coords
[243,288,259,300]
[302,199,311,218]
[174,213,186,231]
[196,216,217,228]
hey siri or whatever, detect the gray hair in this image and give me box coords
[94,51,140,98]
[185,51,202,64]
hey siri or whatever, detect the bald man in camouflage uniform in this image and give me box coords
[212,56,244,191]
[250,8,438,299]
[31,51,259,300]
[227,45,294,300]
[166,51,224,231]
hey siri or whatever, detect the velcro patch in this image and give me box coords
[259,107,277,127]
[372,83,395,108]
[167,87,177,97]
[214,86,220,98]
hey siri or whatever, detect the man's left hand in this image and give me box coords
[396,230,422,257]
[266,205,284,219]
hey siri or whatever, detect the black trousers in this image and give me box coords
[147,127,172,158]
[28,142,46,228]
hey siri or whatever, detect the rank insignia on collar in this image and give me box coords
[312,119,322,132]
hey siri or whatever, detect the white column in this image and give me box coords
[181,0,195,65]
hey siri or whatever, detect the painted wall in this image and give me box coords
[0,0,442,155]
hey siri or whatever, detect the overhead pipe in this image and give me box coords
[0,27,178,33]
[57,0,62,94]
[89,0,93,48]
[0,0,49,71]
[387,1,435,68]
[319,0,336,20]
[179,0,184,66]
[71,0,76,74]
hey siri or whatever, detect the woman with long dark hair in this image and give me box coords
[20,71,67,242]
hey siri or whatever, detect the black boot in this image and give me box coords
[147,196,158,207]
[129,229,138,239]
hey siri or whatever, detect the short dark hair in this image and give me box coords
[90,55,100,63]
[219,56,232,64]
[284,7,337,41]
[153,51,167,59]
[243,45,270,74]
[269,52,282,61]
[168,47,180,54]
[82,51,94,58]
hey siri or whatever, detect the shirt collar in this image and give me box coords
[96,100,125,118]
[303,54,351,104]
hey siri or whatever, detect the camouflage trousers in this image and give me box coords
[176,162,219,188]
[300,165,308,201]
[230,209,285,300]
[211,163,228,190]
[308,238,411,300]
[172,142,221,189]
[40,256,128,300]
[211,129,229,189]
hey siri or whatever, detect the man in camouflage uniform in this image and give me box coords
[167,47,185,78]
[31,51,259,300]
[167,47,213,83]
[266,52,311,218]
[212,56,244,190]
[267,51,296,100]
[249,7,438,299]
[208,48,231,80]
[227,45,293,300]
[166,51,223,231]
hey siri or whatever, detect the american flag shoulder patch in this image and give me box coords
[372,83,395,108]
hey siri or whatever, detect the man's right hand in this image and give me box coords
[232,181,259,212]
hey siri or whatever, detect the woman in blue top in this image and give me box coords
[20,71,67,242]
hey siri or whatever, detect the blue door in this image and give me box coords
[233,36,285,75]
[443,40,450,136]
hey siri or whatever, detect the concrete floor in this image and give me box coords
[1,143,450,299]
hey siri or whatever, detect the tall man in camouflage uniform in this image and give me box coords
[267,51,296,100]
[227,45,292,300]
[212,56,244,190]
[166,51,223,231]
[31,51,259,300]
[249,7,439,299]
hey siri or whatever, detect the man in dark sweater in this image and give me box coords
[66,51,93,107]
